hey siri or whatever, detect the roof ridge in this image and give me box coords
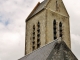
[26,2,40,21]
[25,40,57,57]
[19,40,58,60]
[26,0,49,21]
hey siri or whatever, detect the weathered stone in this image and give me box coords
[25,0,71,55]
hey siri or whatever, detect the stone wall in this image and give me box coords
[25,10,47,54]
[46,9,71,49]
[45,0,71,49]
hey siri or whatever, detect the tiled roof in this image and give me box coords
[26,0,49,21]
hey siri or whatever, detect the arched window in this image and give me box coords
[37,22,41,48]
[59,22,62,37]
[53,20,57,40]
[32,25,35,51]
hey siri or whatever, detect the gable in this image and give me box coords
[46,43,64,60]
[26,0,69,21]
[46,0,69,17]
[26,0,49,21]
[46,41,78,60]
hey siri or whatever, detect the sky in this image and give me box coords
[0,0,80,60]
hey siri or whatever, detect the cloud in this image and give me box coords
[71,34,80,60]
[0,0,43,60]
[0,0,28,60]
[0,32,25,60]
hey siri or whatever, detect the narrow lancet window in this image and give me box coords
[37,22,41,48]
[53,20,57,40]
[32,25,35,51]
[59,22,62,37]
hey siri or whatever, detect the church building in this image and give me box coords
[19,0,78,60]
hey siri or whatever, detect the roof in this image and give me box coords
[26,0,49,21]
[26,0,70,21]
[19,40,57,60]
[19,39,78,60]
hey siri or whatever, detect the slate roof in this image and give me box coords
[19,40,57,60]
[19,39,78,60]
[26,0,49,21]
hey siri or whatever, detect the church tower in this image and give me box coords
[25,0,71,55]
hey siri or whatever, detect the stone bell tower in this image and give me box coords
[25,0,71,55]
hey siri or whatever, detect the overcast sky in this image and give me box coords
[0,0,80,60]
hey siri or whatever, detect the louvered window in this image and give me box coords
[37,22,41,48]
[53,20,57,40]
